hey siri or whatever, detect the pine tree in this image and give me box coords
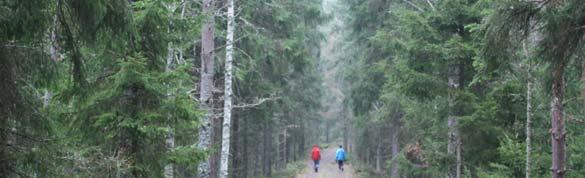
[198,0,216,177]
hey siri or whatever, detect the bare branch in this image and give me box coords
[402,0,424,12]
[234,96,281,109]
[235,47,253,61]
[213,34,249,52]
[425,0,436,11]
[187,88,199,102]
[372,101,383,112]
[239,17,263,34]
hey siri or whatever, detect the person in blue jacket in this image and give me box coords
[335,145,346,171]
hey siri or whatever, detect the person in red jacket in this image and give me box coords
[311,144,321,173]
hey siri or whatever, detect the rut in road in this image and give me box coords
[294,146,355,178]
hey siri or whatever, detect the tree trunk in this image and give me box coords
[49,13,61,61]
[0,51,15,177]
[343,116,348,151]
[230,111,239,178]
[375,142,381,172]
[366,144,371,166]
[283,128,288,164]
[164,40,175,178]
[289,130,294,164]
[210,115,222,178]
[242,122,248,178]
[254,136,262,176]
[276,130,281,169]
[448,63,462,178]
[164,127,175,178]
[390,122,400,178]
[581,60,585,101]
[263,122,272,176]
[298,124,305,162]
[375,128,382,172]
[551,61,567,178]
[0,119,6,176]
[525,73,533,178]
[219,0,234,177]
[198,0,215,177]
[325,122,330,142]
[116,131,133,178]
[57,2,84,88]
[523,42,533,178]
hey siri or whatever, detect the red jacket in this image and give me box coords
[311,146,321,161]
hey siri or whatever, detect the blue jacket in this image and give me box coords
[335,148,346,161]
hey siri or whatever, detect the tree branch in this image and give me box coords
[425,0,436,11]
[234,96,281,109]
[239,17,263,34]
[402,0,424,12]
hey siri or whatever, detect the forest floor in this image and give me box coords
[293,147,355,178]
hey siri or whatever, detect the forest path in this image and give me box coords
[293,147,355,178]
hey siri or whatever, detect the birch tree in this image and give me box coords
[219,0,235,177]
[522,41,534,178]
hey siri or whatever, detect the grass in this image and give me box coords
[256,161,306,178]
[352,161,385,178]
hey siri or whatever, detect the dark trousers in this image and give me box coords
[313,160,320,172]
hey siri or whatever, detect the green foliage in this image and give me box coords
[3,0,585,177]
[1,0,206,176]
[340,0,585,177]
[62,51,201,176]
[65,0,130,41]
[0,0,51,41]
[226,1,327,176]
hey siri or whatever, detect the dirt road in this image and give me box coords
[294,146,354,178]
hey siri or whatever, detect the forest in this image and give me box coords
[1,0,584,178]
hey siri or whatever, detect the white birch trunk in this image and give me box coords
[219,0,235,177]
[198,0,215,177]
[523,42,533,178]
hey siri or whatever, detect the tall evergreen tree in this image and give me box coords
[198,0,216,177]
